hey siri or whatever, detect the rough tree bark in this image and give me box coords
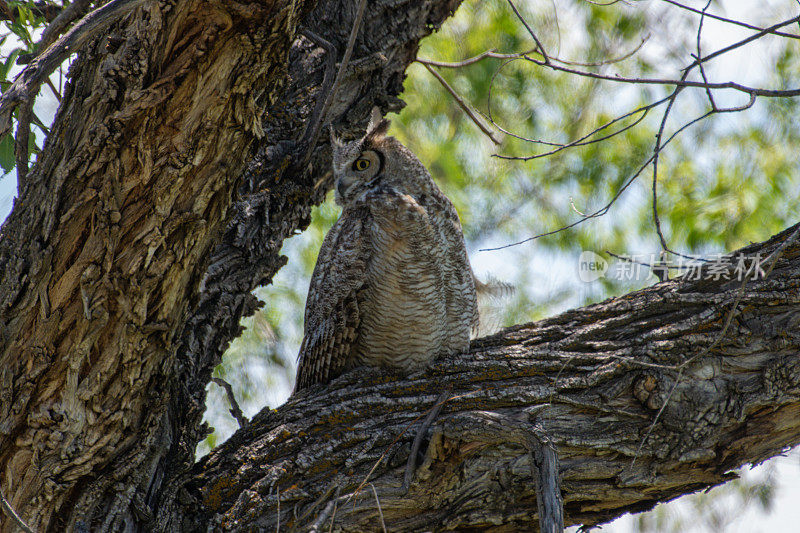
[185,223,800,531]
[0,0,797,532]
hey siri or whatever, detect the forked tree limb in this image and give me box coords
[187,223,800,531]
[0,0,147,137]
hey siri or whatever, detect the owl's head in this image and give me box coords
[331,108,432,207]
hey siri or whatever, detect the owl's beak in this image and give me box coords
[336,180,346,199]
[336,177,351,199]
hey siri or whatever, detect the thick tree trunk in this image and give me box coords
[0,0,462,531]
[187,224,800,531]
[0,1,315,529]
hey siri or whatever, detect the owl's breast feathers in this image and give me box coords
[294,185,477,392]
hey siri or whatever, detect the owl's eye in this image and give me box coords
[352,158,371,171]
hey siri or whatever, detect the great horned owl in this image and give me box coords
[294,109,481,392]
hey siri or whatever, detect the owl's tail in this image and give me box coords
[472,276,515,339]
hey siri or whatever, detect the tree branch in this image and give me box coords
[0,0,146,137]
[188,222,800,531]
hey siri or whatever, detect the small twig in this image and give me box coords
[326,493,338,533]
[44,76,62,102]
[418,35,644,70]
[695,1,716,111]
[761,224,800,278]
[307,487,341,533]
[370,484,387,533]
[298,0,368,170]
[490,86,668,156]
[506,0,550,64]
[650,69,688,253]
[605,250,691,271]
[521,52,800,97]
[549,35,647,68]
[569,198,586,216]
[297,28,337,158]
[308,499,337,533]
[418,48,531,68]
[403,390,451,490]
[480,109,714,251]
[421,62,502,145]
[1,488,35,533]
[211,377,248,427]
[276,484,280,533]
[663,0,800,40]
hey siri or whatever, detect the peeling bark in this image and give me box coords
[188,224,800,531]
[0,0,312,529]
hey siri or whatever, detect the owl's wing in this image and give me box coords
[294,208,370,392]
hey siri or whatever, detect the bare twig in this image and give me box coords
[507,0,550,64]
[605,251,694,271]
[695,1,716,110]
[308,497,337,533]
[326,492,339,533]
[1,487,35,533]
[421,62,503,145]
[417,35,645,70]
[521,53,800,97]
[480,110,714,251]
[370,484,387,533]
[298,0,368,170]
[514,14,800,98]
[211,377,248,427]
[550,35,648,67]
[418,48,533,68]
[403,390,451,490]
[44,77,62,102]
[492,88,670,156]
[688,15,800,69]
[650,70,688,252]
[663,0,800,40]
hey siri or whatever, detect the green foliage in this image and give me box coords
[0,1,55,177]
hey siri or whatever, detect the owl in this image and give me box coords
[294,109,486,392]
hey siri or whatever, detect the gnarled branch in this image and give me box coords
[189,223,800,531]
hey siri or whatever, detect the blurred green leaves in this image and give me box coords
[205,0,800,424]
[0,1,56,177]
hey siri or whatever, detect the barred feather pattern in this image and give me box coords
[294,111,481,392]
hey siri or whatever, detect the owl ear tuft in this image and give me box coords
[329,125,344,148]
[366,106,390,138]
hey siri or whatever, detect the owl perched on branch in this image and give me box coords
[294,109,502,392]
